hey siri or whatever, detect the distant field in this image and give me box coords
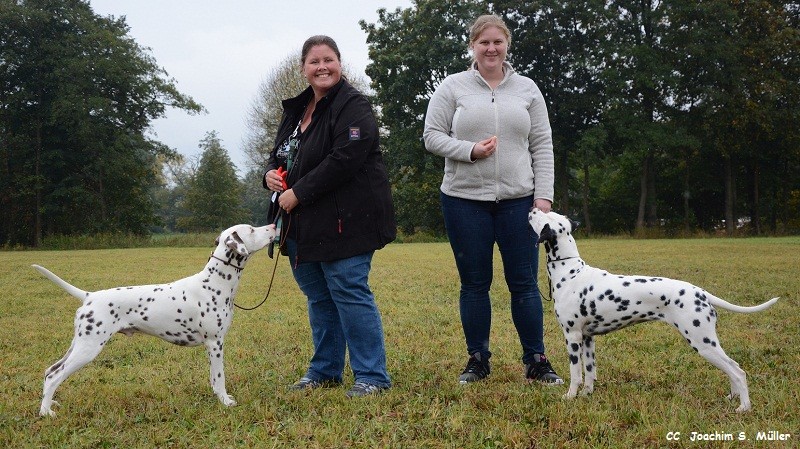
[1,238,798,448]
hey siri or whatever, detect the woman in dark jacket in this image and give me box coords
[263,35,396,397]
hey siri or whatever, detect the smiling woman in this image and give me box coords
[423,14,559,386]
[260,35,397,398]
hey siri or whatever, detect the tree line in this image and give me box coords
[2,0,799,247]
[362,0,800,236]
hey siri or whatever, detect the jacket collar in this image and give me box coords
[470,61,515,87]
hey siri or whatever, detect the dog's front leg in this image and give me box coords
[205,339,236,406]
[563,332,584,399]
[581,335,596,396]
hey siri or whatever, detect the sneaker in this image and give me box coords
[288,377,340,391]
[525,353,564,384]
[345,381,387,398]
[459,353,490,384]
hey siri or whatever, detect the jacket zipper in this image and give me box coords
[492,89,500,202]
[333,193,343,234]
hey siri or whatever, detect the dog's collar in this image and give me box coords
[547,256,580,263]
[209,254,245,271]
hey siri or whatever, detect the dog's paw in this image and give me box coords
[39,400,59,417]
[562,391,578,400]
[220,395,237,407]
[736,404,751,413]
[579,387,594,397]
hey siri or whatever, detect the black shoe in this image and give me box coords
[459,353,490,384]
[345,381,388,398]
[525,353,564,385]
[288,377,341,391]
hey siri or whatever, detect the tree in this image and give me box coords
[240,167,271,227]
[0,0,203,246]
[361,0,484,234]
[177,132,247,232]
[359,0,799,236]
[493,0,609,232]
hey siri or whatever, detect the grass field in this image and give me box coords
[1,238,798,448]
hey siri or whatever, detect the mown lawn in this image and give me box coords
[1,238,798,448]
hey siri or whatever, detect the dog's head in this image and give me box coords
[214,224,277,260]
[528,208,579,258]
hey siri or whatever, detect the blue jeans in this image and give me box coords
[285,239,390,387]
[440,192,545,364]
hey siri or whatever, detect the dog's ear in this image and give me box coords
[568,219,580,233]
[225,231,250,257]
[537,223,557,245]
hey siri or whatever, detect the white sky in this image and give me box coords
[89,0,413,174]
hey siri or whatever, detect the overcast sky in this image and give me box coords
[89,0,413,173]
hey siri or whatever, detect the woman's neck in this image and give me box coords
[477,64,505,88]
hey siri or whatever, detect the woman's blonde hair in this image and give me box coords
[468,14,511,47]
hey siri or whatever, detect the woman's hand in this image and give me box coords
[533,198,552,213]
[265,169,285,193]
[278,189,299,213]
[470,135,497,160]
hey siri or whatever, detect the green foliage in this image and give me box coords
[361,0,484,234]
[0,0,203,246]
[3,238,799,447]
[362,0,800,237]
[241,167,270,227]
[177,132,247,232]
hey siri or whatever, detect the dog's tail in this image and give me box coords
[32,264,89,301]
[709,295,780,313]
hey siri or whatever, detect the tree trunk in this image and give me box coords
[646,151,658,227]
[34,121,42,247]
[557,147,570,212]
[683,152,691,234]
[752,160,760,235]
[581,162,592,235]
[636,154,649,231]
[724,155,736,235]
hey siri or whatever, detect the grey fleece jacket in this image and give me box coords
[423,62,554,203]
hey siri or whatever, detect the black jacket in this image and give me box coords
[263,79,396,262]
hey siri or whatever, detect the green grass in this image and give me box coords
[1,238,798,448]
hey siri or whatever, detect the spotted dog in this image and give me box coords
[32,224,276,417]
[528,209,778,412]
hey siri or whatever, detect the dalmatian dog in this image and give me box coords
[528,209,778,412]
[32,224,276,417]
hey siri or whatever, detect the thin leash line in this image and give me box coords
[233,210,291,311]
[537,255,580,302]
[233,251,280,311]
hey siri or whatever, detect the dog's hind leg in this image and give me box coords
[205,338,236,406]
[690,331,750,412]
[563,332,584,399]
[40,338,105,416]
[581,335,596,396]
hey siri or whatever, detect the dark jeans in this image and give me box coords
[285,239,391,387]
[440,192,545,364]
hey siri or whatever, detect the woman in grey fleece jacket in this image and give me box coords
[423,14,563,386]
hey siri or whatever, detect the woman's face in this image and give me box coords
[470,26,508,72]
[302,44,342,98]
